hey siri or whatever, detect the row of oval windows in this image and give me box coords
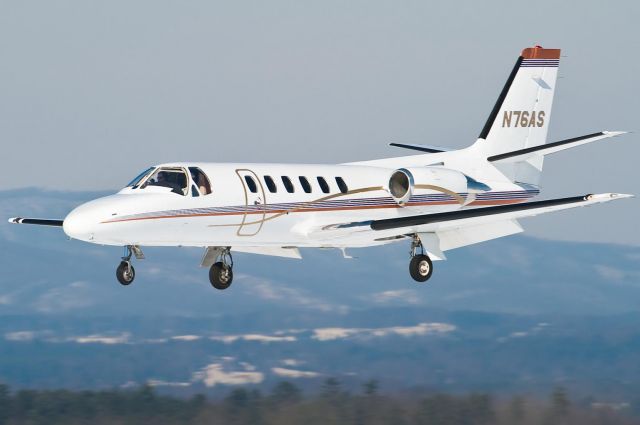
[244,175,349,195]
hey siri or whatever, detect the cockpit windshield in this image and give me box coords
[126,167,155,188]
[141,167,189,195]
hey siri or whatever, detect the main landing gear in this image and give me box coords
[209,247,234,290]
[116,245,144,286]
[409,235,433,283]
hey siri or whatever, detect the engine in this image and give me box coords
[387,167,490,206]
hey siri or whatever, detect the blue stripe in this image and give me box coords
[110,190,540,221]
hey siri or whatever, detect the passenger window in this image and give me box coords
[141,167,189,195]
[299,176,312,193]
[336,177,348,194]
[282,176,294,193]
[244,175,258,193]
[188,167,212,195]
[317,177,330,194]
[264,176,277,193]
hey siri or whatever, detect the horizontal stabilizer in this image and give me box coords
[8,217,64,227]
[488,131,627,163]
[389,143,451,154]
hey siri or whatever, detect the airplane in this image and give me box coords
[8,46,633,290]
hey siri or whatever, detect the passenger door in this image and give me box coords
[235,169,267,236]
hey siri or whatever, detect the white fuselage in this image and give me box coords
[62,160,537,249]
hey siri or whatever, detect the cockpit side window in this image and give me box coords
[188,167,212,196]
[126,167,155,188]
[141,167,189,195]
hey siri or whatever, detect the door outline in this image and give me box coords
[235,169,267,236]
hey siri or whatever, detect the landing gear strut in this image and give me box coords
[116,245,136,285]
[409,235,433,283]
[209,247,234,290]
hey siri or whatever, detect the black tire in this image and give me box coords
[116,261,135,285]
[409,255,433,282]
[209,262,233,290]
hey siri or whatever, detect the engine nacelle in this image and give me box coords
[387,167,489,206]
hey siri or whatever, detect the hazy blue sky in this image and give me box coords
[0,0,637,244]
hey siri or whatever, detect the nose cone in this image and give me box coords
[63,196,121,242]
[63,203,98,242]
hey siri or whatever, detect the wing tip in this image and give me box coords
[8,217,21,224]
[602,130,629,137]
[586,193,634,201]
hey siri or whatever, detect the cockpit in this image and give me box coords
[124,166,212,197]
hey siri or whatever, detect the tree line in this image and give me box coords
[0,380,636,425]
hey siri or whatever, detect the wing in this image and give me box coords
[8,217,64,227]
[370,193,631,231]
[320,193,632,257]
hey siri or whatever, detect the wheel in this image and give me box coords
[209,262,233,290]
[409,255,433,282]
[116,261,135,285]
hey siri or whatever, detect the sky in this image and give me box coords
[0,0,637,245]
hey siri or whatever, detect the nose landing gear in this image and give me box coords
[116,246,135,285]
[409,235,433,282]
[209,248,234,290]
[116,245,144,286]
[116,260,135,285]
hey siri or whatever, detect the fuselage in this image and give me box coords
[62,161,539,248]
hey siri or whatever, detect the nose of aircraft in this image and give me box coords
[63,204,98,242]
[63,196,119,242]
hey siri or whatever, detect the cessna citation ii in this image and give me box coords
[9,46,632,290]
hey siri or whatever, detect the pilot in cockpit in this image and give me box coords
[149,171,183,194]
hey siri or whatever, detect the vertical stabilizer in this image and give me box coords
[475,46,560,186]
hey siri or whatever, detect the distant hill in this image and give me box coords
[1,189,640,400]
[2,311,640,401]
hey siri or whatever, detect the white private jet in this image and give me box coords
[9,46,632,290]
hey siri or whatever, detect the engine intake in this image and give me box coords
[388,169,414,205]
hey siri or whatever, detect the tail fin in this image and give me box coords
[475,46,561,186]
